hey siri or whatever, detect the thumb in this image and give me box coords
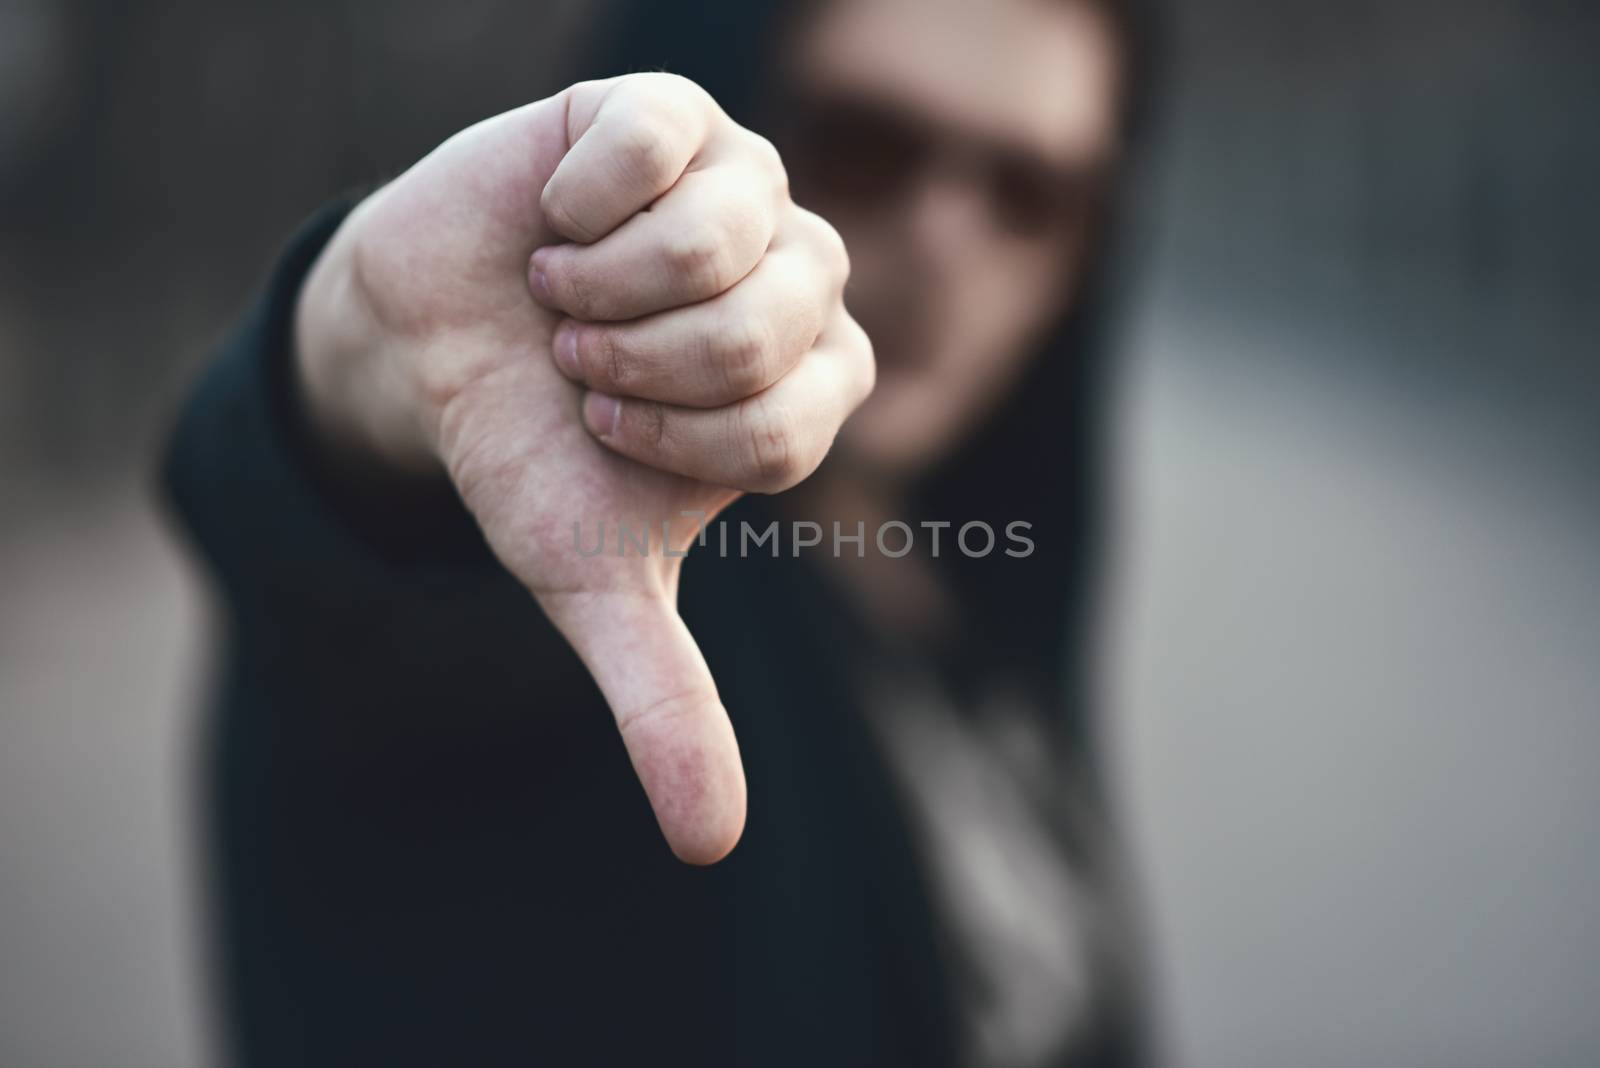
[541,588,747,865]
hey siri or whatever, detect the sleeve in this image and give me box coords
[160,199,505,613]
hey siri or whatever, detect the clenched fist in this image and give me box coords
[295,74,873,864]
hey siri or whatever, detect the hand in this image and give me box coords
[295,74,873,864]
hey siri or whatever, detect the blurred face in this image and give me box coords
[778,0,1122,479]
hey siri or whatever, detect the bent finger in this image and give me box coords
[551,236,834,406]
[531,164,777,322]
[581,314,875,493]
[539,75,714,246]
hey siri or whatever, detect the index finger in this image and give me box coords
[539,74,716,245]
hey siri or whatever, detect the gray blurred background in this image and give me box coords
[0,0,1595,1064]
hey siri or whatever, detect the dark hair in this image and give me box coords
[588,0,1166,727]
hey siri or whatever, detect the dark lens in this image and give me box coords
[785,99,929,207]
[989,154,1099,238]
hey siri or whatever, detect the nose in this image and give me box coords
[897,164,996,284]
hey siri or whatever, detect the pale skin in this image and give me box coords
[295,73,873,865]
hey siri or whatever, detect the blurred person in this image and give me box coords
[165,0,1158,1064]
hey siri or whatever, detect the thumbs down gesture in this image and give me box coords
[294,74,874,864]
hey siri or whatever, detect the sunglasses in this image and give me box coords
[777,94,1108,240]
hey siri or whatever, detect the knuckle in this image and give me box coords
[631,74,714,140]
[560,262,603,320]
[857,357,877,408]
[660,72,712,108]
[614,115,678,189]
[744,398,806,492]
[595,328,634,391]
[853,321,878,402]
[798,207,850,285]
[637,400,669,451]
[749,131,783,172]
[630,71,704,104]
[714,317,776,395]
[745,131,789,198]
[665,230,734,295]
[821,220,851,285]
